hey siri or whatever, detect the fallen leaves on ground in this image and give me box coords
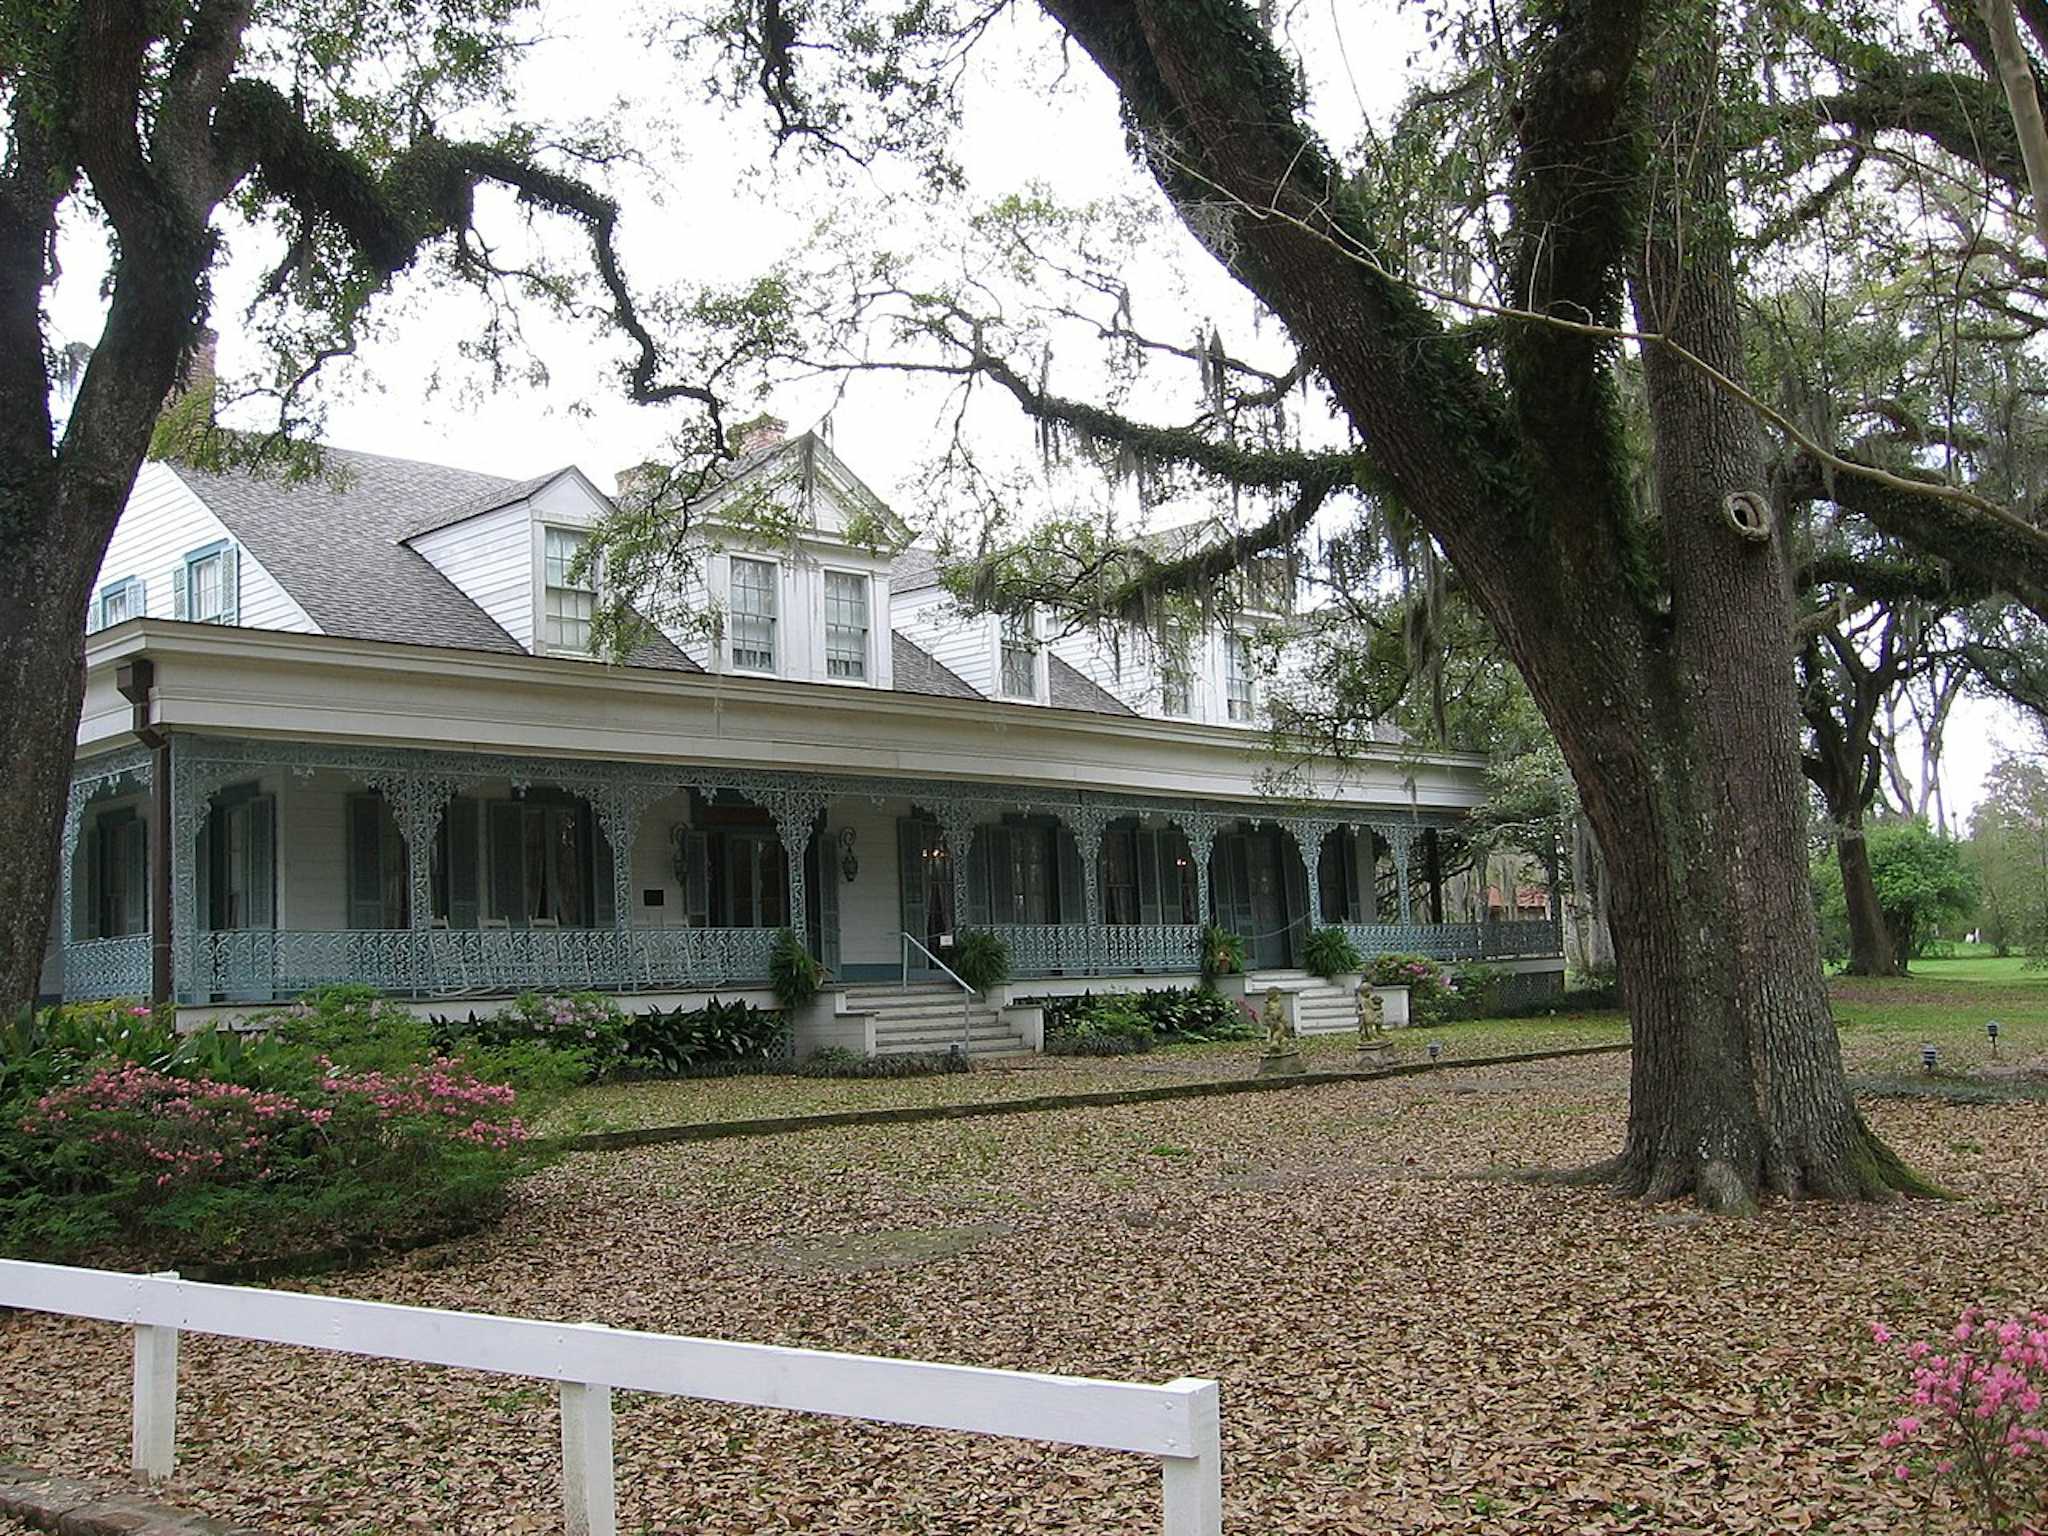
[3,1051,2039,1535]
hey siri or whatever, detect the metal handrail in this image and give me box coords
[900,931,976,1051]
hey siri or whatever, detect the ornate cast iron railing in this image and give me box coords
[63,936,152,1001]
[181,926,783,1002]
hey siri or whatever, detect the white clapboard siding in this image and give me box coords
[892,591,995,697]
[92,463,318,635]
[0,1260,1222,1536]
[409,501,535,653]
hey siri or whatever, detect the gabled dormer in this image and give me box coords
[643,423,910,689]
[402,466,620,660]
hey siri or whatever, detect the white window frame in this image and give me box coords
[823,569,869,681]
[729,556,778,673]
[542,526,597,655]
[180,539,235,625]
[1225,634,1256,722]
[1000,609,1039,699]
[94,577,143,632]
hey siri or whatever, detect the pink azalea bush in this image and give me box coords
[11,1048,534,1264]
[1872,1306,2048,1532]
[1365,952,1463,1025]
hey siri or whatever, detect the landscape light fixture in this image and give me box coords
[1428,1040,1443,1065]
[1988,1020,2002,1056]
[1922,1042,1938,1074]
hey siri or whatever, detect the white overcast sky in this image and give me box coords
[43,0,2034,818]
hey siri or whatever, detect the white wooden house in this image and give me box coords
[48,423,1564,1052]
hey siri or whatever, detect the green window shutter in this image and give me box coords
[124,817,148,935]
[896,817,926,946]
[488,801,524,925]
[75,819,100,940]
[171,565,188,620]
[245,795,276,929]
[347,796,387,930]
[447,797,480,928]
[1136,830,1163,927]
[684,831,710,924]
[220,544,240,625]
[966,826,995,925]
[1054,823,1083,924]
[817,826,840,971]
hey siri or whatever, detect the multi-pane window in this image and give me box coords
[1160,627,1192,716]
[1000,610,1039,698]
[98,580,138,629]
[730,557,777,672]
[187,548,229,622]
[824,570,869,680]
[1225,634,1255,722]
[543,528,595,653]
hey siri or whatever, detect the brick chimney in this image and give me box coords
[161,327,218,423]
[728,413,787,457]
[613,460,667,511]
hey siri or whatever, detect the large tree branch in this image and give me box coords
[157,0,255,211]
[211,80,721,418]
[1978,0,2048,249]
[1784,448,2048,620]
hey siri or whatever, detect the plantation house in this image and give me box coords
[46,421,1564,1053]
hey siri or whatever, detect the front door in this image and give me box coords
[1214,828,1294,969]
[897,816,954,976]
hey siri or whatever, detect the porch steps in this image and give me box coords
[1249,970,1365,1036]
[841,984,1027,1057]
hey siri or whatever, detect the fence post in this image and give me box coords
[131,1270,179,1483]
[1158,1378,1221,1536]
[560,1336,617,1536]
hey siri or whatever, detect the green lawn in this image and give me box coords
[1831,955,2048,1077]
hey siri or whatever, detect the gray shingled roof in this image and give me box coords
[891,633,981,700]
[1048,653,1136,716]
[401,467,576,540]
[889,547,945,596]
[172,448,695,672]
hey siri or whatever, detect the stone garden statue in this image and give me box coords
[1355,984,1385,1044]
[1263,986,1293,1053]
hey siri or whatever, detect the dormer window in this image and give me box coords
[824,570,869,680]
[730,557,778,672]
[91,577,144,633]
[1226,633,1255,721]
[543,527,595,653]
[1001,609,1039,698]
[175,539,238,625]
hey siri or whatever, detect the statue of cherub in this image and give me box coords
[1355,983,1385,1045]
[1262,986,1294,1054]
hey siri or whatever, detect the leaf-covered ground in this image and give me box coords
[3,1037,2042,1534]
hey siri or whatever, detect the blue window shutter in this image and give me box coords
[447,798,480,928]
[684,831,709,924]
[172,564,189,620]
[220,544,240,625]
[76,820,100,939]
[133,577,146,618]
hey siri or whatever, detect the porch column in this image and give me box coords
[1176,812,1222,928]
[60,779,89,959]
[364,767,461,995]
[1425,828,1445,925]
[769,783,833,946]
[169,742,242,1002]
[1064,802,1109,974]
[931,801,979,944]
[1377,822,1416,928]
[1285,817,1335,933]
[1544,839,1565,947]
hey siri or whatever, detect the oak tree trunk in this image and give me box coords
[1837,818,1900,976]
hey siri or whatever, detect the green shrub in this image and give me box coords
[250,985,438,1076]
[1045,1031,1152,1057]
[476,992,630,1072]
[624,999,790,1076]
[3,1054,537,1267]
[1366,953,1461,1026]
[1448,962,1507,1019]
[1036,986,1254,1046]
[952,928,1013,993]
[769,928,824,1010]
[797,1047,969,1078]
[1303,926,1364,980]
[1200,924,1247,984]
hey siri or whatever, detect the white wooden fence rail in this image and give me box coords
[0,1259,1222,1535]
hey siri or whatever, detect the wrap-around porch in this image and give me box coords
[58,736,1563,1006]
